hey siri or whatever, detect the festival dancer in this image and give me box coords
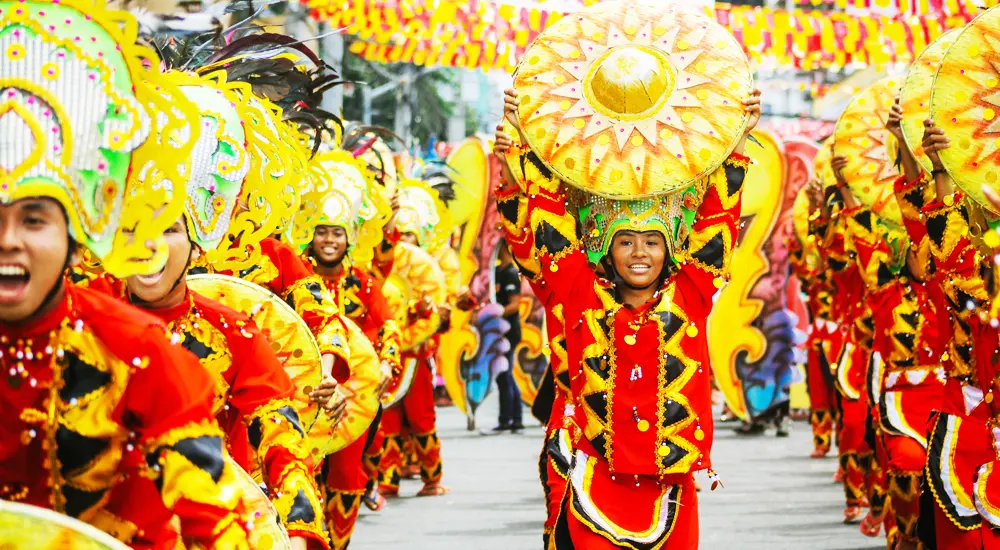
[911,119,1000,549]
[368,178,453,498]
[295,149,403,548]
[493,84,760,547]
[808,172,883,526]
[0,0,250,546]
[84,74,332,549]
[790,193,841,459]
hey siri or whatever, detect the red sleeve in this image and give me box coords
[116,323,248,546]
[227,320,330,548]
[675,153,749,312]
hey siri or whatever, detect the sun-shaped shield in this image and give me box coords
[186,274,322,432]
[0,501,129,549]
[930,6,1000,212]
[901,29,961,176]
[512,0,752,199]
[833,76,904,226]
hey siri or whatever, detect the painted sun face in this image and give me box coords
[513,1,752,199]
[833,76,903,226]
[931,8,1000,212]
[901,29,961,175]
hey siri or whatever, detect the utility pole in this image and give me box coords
[394,65,415,145]
[321,28,345,117]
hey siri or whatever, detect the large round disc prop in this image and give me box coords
[0,501,130,549]
[306,317,381,457]
[901,29,962,175]
[379,273,419,408]
[833,76,904,226]
[186,274,322,431]
[793,186,811,246]
[931,6,1000,212]
[513,0,752,198]
[814,137,835,188]
[188,457,290,550]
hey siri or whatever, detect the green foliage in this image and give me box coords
[340,39,457,147]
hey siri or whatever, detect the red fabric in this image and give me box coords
[315,265,394,345]
[0,284,241,545]
[839,395,871,506]
[935,505,986,550]
[564,474,698,549]
[379,360,440,489]
[326,489,362,550]
[806,333,839,413]
[382,358,438,434]
[326,434,369,492]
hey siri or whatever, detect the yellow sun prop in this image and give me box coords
[901,29,961,175]
[931,5,1000,212]
[833,76,903,226]
[513,0,752,199]
[814,136,835,188]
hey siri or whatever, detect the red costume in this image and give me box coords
[0,284,249,547]
[498,149,749,548]
[820,204,882,518]
[790,216,841,457]
[312,260,402,549]
[920,190,1000,549]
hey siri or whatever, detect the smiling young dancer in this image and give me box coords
[493,85,760,548]
[0,0,251,546]
[82,74,334,549]
[293,149,402,549]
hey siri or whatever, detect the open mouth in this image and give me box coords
[136,265,166,286]
[0,264,30,303]
[628,263,652,274]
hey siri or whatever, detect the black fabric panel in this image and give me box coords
[287,488,317,524]
[56,425,109,474]
[60,353,111,402]
[535,221,572,255]
[689,233,726,270]
[583,392,609,425]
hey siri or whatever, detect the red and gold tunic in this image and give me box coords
[843,200,947,448]
[497,150,747,547]
[143,291,329,547]
[215,237,350,373]
[920,191,1000,534]
[312,261,402,375]
[499,151,747,478]
[821,206,873,401]
[0,284,248,547]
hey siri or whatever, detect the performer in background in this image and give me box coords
[493,84,760,548]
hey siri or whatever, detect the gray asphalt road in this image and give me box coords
[351,396,882,550]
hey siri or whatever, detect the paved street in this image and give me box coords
[352,397,882,550]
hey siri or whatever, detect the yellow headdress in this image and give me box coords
[290,149,390,267]
[0,0,202,277]
[396,178,453,251]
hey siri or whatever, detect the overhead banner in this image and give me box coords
[305,0,992,71]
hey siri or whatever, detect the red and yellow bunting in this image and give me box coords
[304,0,995,71]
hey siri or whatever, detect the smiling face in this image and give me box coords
[0,198,77,323]
[310,225,349,267]
[609,229,667,289]
[125,217,192,308]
